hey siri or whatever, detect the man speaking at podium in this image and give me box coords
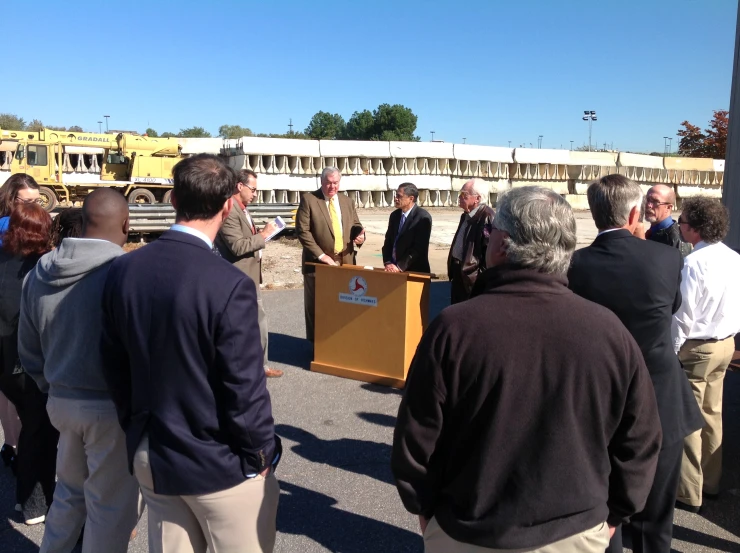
[296,167,365,342]
[382,183,432,273]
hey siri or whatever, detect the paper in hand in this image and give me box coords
[264,216,287,242]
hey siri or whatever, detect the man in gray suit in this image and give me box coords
[216,169,283,378]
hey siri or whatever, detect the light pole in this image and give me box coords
[104,115,110,132]
[570,140,574,150]
[430,131,435,142]
[582,110,597,152]
[508,140,511,147]
[462,137,466,144]
[663,136,670,155]
[538,135,543,149]
[668,137,673,155]
[98,121,103,133]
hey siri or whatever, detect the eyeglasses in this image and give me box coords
[239,182,257,193]
[646,199,672,207]
[677,218,688,225]
[394,193,406,199]
[15,197,43,205]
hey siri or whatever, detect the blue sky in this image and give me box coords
[1,0,736,153]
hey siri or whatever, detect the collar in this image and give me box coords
[233,195,247,211]
[170,224,213,248]
[596,228,624,237]
[692,240,710,252]
[650,217,675,231]
[402,204,415,216]
[467,204,483,218]
[480,265,569,295]
[323,193,339,203]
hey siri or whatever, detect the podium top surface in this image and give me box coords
[307,263,432,281]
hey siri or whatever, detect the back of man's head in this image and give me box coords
[172,154,236,221]
[587,175,644,231]
[81,189,129,246]
[680,196,730,244]
[495,186,576,275]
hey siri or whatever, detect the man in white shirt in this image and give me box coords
[673,196,740,512]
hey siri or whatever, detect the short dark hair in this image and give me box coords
[52,208,84,247]
[587,174,643,231]
[238,169,258,183]
[172,154,236,221]
[681,196,730,244]
[398,182,419,203]
[2,203,52,257]
[0,174,40,217]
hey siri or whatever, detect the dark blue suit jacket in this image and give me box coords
[101,230,279,495]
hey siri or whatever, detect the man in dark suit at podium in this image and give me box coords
[296,167,365,342]
[568,174,703,553]
[382,183,432,273]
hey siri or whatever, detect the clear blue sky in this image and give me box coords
[1,0,736,153]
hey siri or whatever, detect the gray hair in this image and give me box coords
[321,167,341,183]
[495,186,577,275]
[398,182,419,202]
[464,178,489,205]
[587,174,644,231]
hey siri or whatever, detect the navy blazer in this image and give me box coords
[101,230,279,495]
[381,206,433,273]
[568,229,703,445]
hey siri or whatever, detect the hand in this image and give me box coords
[354,232,366,245]
[608,525,616,539]
[259,466,272,478]
[319,254,337,266]
[419,515,429,534]
[384,263,401,273]
[260,221,278,239]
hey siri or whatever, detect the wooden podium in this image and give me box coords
[310,264,431,388]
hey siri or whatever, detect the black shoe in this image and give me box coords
[675,500,702,514]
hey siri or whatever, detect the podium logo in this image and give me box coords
[349,276,368,297]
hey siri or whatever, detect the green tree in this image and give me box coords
[27,119,44,131]
[67,126,84,133]
[0,113,26,130]
[304,111,346,139]
[219,124,254,139]
[372,103,419,141]
[343,110,375,140]
[178,126,212,138]
[161,131,177,138]
[145,128,159,137]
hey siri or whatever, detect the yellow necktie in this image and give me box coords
[329,199,343,254]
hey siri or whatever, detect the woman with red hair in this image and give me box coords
[0,203,57,525]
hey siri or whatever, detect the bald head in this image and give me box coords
[645,184,676,225]
[81,189,130,246]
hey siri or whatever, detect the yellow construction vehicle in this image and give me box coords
[0,128,184,210]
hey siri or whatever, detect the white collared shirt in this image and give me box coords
[170,224,213,249]
[402,204,415,217]
[324,193,342,228]
[672,240,740,352]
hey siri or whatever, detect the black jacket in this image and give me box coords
[101,231,280,496]
[568,229,703,445]
[0,251,40,377]
[381,205,432,273]
[647,219,692,257]
[392,267,661,549]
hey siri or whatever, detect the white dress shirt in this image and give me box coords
[672,240,740,352]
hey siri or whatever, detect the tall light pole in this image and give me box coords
[430,131,435,142]
[663,136,670,155]
[582,110,597,152]
[508,140,511,147]
[570,140,574,150]
[462,137,466,144]
[98,121,103,133]
[668,137,673,155]
[104,115,110,132]
[538,135,543,149]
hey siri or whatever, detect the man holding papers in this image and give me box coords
[216,169,283,378]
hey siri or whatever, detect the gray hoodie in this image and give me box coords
[19,238,124,400]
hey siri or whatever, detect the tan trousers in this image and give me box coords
[423,518,610,553]
[677,336,736,506]
[134,435,280,553]
[303,272,316,342]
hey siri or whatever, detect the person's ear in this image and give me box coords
[170,191,178,210]
[222,197,233,221]
[628,205,640,230]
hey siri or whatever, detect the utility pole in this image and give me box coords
[98,121,102,133]
[288,118,293,134]
[508,140,511,147]
[582,111,597,151]
[538,135,543,149]
[430,131,435,142]
[570,140,574,150]
[462,137,466,144]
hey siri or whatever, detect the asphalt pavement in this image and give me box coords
[1,282,740,552]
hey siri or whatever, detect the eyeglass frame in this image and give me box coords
[645,199,673,207]
[239,181,257,193]
[14,197,44,205]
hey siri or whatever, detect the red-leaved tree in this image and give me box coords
[677,110,728,158]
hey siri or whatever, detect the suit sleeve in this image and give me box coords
[398,213,432,272]
[391,318,448,518]
[214,277,277,470]
[18,277,48,393]
[382,212,395,264]
[219,209,265,257]
[349,200,364,249]
[296,194,325,259]
[672,253,683,315]
[606,331,663,527]
[100,264,133,431]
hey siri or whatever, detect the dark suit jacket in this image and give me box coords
[568,229,704,445]
[446,205,495,295]
[296,190,363,274]
[101,230,279,496]
[381,205,432,273]
[215,202,264,285]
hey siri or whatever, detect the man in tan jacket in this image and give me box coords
[216,169,283,377]
[296,167,365,342]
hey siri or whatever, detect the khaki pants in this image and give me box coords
[134,435,280,553]
[256,293,269,369]
[423,517,610,553]
[303,272,316,342]
[42,396,141,553]
[677,336,736,506]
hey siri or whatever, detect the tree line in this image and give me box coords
[0,113,84,133]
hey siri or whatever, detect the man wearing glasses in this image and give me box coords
[382,183,432,273]
[216,169,283,378]
[447,179,494,304]
[644,185,692,256]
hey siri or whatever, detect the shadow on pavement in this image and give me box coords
[268,333,312,370]
[276,424,393,485]
[672,524,739,552]
[277,482,421,552]
[356,412,396,428]
[0,467,39,552]
[360,383,404,396]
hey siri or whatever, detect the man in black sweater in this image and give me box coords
[569,175,703,553]
[392,186,662,552]
[644,184,692,256]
